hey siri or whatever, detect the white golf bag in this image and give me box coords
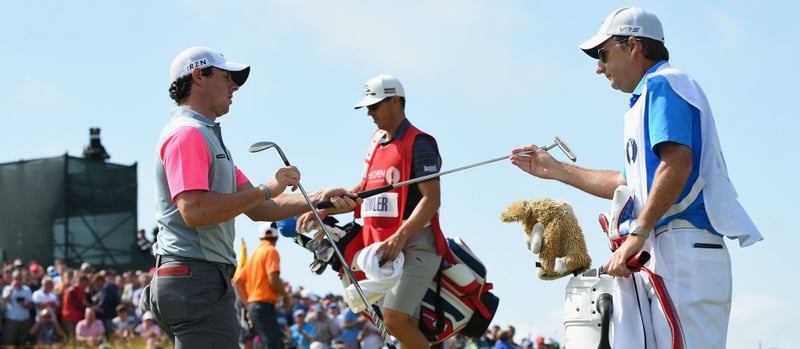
[563,268,615,349]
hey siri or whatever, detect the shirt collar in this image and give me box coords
[629,60,668,107]
[170,106,217,127]
[381,118,411,145]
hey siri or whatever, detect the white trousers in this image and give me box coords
[612,226,732,349]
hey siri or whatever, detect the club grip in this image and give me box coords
[599,251,650,274]
[626,251,650,271]
[315,185,394,209]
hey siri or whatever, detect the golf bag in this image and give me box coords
[419,236,500,343]
[307,218,499,344]
[563,268,615,349]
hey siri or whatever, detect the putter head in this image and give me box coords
[248,141,277,153]
[553,136,577,162]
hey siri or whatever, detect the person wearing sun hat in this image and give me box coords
[510,6,762,349]
[234,222,292,349]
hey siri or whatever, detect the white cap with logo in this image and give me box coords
[579,7,664,58]
[169,46,251,86]
[353,74,405,109]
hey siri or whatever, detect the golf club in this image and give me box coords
[316,136,577,209]
[248,141,396,349]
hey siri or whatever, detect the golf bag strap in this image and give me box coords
[433,266,445,334]
[631,265,685,349]
[431,216,453,264]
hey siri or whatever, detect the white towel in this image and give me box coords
[344,242,404,312]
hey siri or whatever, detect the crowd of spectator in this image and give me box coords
[237,287,561,349]
[3,257,560,349]
[1,257,166,348]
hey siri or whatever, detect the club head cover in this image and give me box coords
[276,216,298,237]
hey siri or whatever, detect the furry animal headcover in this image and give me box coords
[500,198,591,280]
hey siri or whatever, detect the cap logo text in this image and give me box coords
[185,58,209,73]
[616,25,641,33]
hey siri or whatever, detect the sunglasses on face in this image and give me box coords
[367,97,391,111]
[597,40,626,63]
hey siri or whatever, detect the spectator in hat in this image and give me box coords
[306,303,341,347]
[28,261,44,291]
[297,73,446,348]
[29,308,66,348]
[149,45,358,349]
[234,222,292,349]
[335,302,361,349]
[12,258,24,270]
[291,309,317,349]
[79,262,93,277]
[135,311,162,349]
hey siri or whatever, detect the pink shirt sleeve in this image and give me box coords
[160,126,251,201]
[160,127,210,201]
[236,167,249,187]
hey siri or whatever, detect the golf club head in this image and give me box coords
[248,141,276,153]
[248,141,290,165]
[553,136,577,162]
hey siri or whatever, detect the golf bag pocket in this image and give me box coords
[419,236,499,343]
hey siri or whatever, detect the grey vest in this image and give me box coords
[153,106,237,265]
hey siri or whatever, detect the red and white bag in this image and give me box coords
[419,237,499,343]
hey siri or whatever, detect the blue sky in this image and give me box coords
[3,1,796,348]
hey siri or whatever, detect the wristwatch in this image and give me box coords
[629,221,651,238]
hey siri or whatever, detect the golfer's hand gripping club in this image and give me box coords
[317,136,577,209]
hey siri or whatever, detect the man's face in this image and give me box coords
[595,38,638,93]
[366,97,398,131]
[43,280,54,292]
[205,67,240,117]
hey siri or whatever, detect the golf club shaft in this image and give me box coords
[268,146,396,347]
[317,149,538,209]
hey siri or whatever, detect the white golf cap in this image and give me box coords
[354,74,405,109]
[579,7,664,58]
[258,222,278,240]
[169,46,251,86]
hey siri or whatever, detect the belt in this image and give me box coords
[654,219,697,236]
[156,255,235,277]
